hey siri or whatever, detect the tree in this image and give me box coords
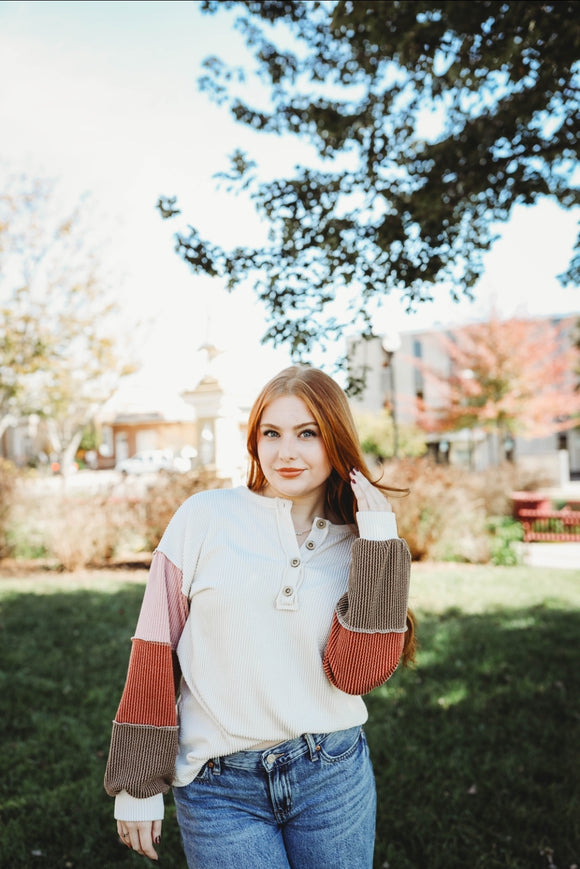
[574,318,580,389]
[354,409,427,463]
[158,0,580,364]
[415,313,580,462]
[0,175,137,474]
[0,178,52,438]
[0,288,48,441]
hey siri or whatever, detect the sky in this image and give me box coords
[1,0,578,412]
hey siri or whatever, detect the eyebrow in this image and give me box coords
[259,420,319,430]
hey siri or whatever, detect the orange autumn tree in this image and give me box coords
[416,313,580,464]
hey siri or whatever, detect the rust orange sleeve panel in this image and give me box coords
[116,638,177,728]
[323,615,405,695]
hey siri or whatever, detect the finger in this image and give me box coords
[350,469,392,511]
[136,822,159,861]
[127,826,142,854]
[365,483,392,510]
[116,822,131,848]
[152,819,163,846]
[349,469,369,511]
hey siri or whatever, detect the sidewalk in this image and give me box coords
[519,542,580,569]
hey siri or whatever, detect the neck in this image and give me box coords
[289,496,326,531]
[261,485,326,528]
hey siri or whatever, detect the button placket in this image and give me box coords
[300,517,328,559]
[273,509,330,611]
[275,556,302,610]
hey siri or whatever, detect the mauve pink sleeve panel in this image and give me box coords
[133,551,189,648]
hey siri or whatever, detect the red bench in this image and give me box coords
[512,492,580,543]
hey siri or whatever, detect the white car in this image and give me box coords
[115,449,191,475]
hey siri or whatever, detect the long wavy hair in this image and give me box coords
[246,365,416,665]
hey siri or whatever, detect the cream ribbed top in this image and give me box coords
[114,485,399,821]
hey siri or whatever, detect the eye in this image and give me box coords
[299,429,317,438]
[261,429,279,438]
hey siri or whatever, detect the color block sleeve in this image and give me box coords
[104,551,189,816]
[323,535,411,695]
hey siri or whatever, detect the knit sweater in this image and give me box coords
[104,486,411,822]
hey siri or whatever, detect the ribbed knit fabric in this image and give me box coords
[335,538,411,633]
[105,486,411,822]
[105,721,178,799]
[104,550,190,802]
[116,639,178,727]
[323,618,405,694]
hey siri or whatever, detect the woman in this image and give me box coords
[105,365,415,867]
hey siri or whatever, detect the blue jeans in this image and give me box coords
[172,725,376,869]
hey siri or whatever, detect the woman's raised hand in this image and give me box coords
[349,469,393,513]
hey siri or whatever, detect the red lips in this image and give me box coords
[276,468,304,478]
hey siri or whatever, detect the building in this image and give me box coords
[1,341,250,482]
[100,347,249,483]
[180,369,248,485]
[347,314,580,484]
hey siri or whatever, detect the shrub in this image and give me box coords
[354,410,427,461]
[0,458,18,558]
[379,457,548,563]
[46,494,123,571]
[380,458,489,562]
[487,516,524,566]
[139,468,228,550]
[5,469,229,571]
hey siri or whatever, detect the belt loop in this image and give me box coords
[304,732,322,762]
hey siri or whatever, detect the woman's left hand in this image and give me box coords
[349,469,393,512]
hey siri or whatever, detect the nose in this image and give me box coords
[278,435,297,461]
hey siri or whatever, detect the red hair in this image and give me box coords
[247,365,407,524]
[246,365,416,664]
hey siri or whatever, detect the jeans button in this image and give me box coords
[266,753,277,764]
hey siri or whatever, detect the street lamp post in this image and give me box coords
[381,332,401,459]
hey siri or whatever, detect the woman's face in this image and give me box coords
[257,395,332,503]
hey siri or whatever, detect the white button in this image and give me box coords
[290,558,301,567]
[283,586,294,596]
[266,754,277,763]
[316,519,326,528]
[306,541,315,550]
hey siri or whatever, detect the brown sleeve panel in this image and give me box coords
[339,538,411,632]
[104,721,178,798]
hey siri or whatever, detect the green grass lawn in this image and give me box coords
[0,562,578,869]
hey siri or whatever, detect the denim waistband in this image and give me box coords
[209,725,362,774]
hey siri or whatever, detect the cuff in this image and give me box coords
[114,790,165,821]
[356,511,398,540]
